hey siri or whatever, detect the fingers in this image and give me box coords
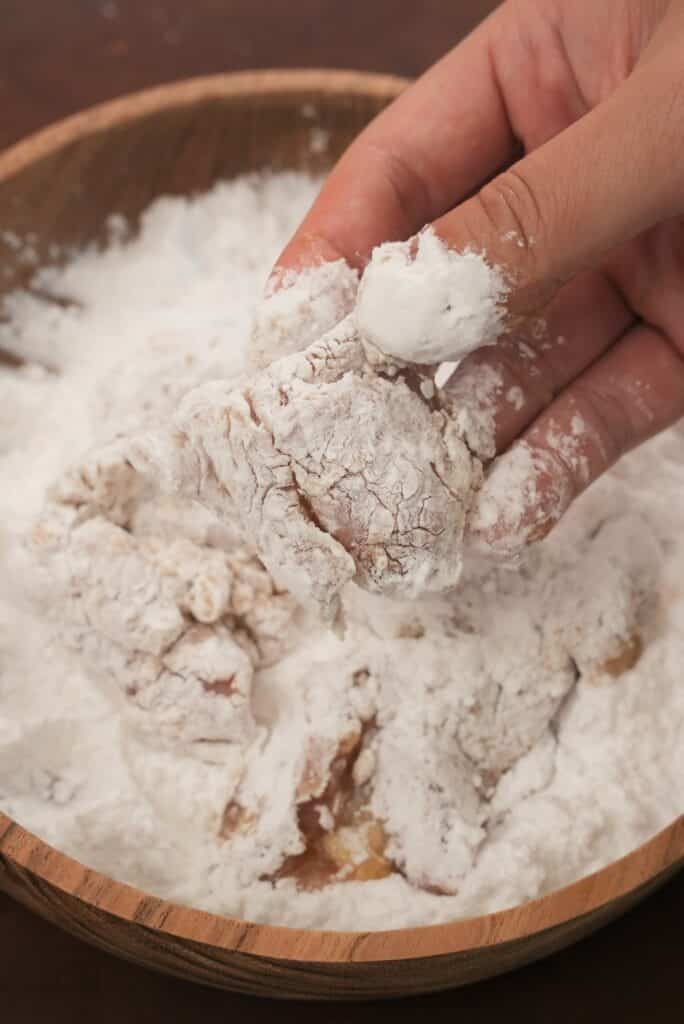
[469,323,684,557]
[440,270,634,458]
[350,55,684,366]
[431,60,684,319]
[275,5,517,274]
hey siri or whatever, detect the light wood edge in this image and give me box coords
[0,68,408,187]
[1,812,681,963]
[0,68,680,967]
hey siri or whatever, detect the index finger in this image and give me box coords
[275,6,517,275]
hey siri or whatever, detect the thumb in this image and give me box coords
[357,59,684,364]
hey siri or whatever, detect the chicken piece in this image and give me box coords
[50,443,142,527]
[357,568,580,895]
[216,654,390,890]
[143,623,255,749]
[549,514,661,682]
[453,645,576,795]
[274,719,392,890]
[131,317,483,621]
[249,259,359,369]
[365,515,660,895]
[371,728,484,895]
[31,509,257,754]
[40,514,187,657]
[320,819,391,883]
[30,440,299,758]
[130,492,244,553]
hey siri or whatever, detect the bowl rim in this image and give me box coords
[0,67,408,185]
[2,811,682,963]
[0,68,682,965]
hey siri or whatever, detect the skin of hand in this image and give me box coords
[273,0,684,555]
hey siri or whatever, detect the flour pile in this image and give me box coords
[0,173,682,931]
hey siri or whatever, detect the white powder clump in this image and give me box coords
[0,173,682,931]
[506,385,525,412]
[354,228,508,364]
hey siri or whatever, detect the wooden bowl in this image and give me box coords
[0,69,682,1001]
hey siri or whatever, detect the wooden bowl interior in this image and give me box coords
[0,70,404,301]
[0,70,682,1000]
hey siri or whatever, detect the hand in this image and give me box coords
[274,0,684,554]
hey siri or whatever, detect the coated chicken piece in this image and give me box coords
[548,513,660,681]
[219,654,390,891]
[131,317,483,621]
[249,259,359,369]
[30,443,300,758]
[368,601,578,894]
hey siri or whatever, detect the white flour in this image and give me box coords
[0,173,682,931]
[354,228,508,364]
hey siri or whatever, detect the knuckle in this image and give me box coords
[496,339,556,408]
[475,166,546,271]
[361,140,435,229]
[570,382,634,468]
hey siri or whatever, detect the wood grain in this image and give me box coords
[1,808,682,998]
[0,67,682,1000]
[2,878,682,1020]
[0,69,406,301]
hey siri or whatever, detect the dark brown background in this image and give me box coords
[0,0,682,1019]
